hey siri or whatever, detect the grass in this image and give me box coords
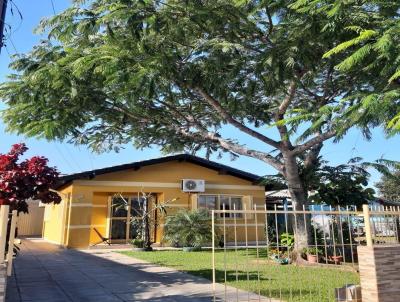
[120,248,359,302]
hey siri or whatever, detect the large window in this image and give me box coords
[198,195,243,218]
[109,194,155,242]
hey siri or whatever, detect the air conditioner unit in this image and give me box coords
[181,179,205,193]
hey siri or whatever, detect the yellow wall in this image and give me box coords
[42,186,71,245]
[44,160,265,248]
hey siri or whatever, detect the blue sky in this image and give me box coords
[0,0,398,189]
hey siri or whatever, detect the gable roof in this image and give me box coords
[55,154,263,189]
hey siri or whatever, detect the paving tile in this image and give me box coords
[6,238,269,302]
[18,285,69,301]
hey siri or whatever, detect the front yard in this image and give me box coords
[120,249,359,302]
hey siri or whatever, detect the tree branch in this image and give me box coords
[193,86,281,149]
[293,130,336,155]
[173,125,284,172]
[265,6,274,36]
[275,81,296,148]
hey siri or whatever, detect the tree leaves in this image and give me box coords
[0,0,396,165]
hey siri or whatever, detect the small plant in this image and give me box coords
[280,233,294,250]
[303,247,322,255]
[130,238,144,248]
[163,209,213,249]
[303,247,323,263]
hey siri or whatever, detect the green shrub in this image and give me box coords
[130,238,144,248]
[163,209,213,248]
[280,232,294,250]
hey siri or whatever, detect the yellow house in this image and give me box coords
[43,154,266,248]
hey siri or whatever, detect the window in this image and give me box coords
[198,195,217,210]
[198,194,243,218]
[220,196,242,218]
[109,194,156,242]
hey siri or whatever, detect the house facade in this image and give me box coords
[43,154,266,248]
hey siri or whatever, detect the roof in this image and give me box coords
[372,198,400,207]
[55,154,263,189]
[266,189,291,199]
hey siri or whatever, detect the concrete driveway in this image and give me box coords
[6,239,268,302]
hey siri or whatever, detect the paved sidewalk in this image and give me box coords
[6,238,270,302]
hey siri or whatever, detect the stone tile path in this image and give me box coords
[6,238,270,302]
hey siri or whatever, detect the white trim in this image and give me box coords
[69,224,105,229]
[157,223,265,227]
[70,203,107,208]
[215,223,265,227]
[76,180,180,188]
[165,204,191,208]
[207,184,264,191]
[74,180,264,191]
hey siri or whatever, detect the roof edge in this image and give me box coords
[54,154,263,190]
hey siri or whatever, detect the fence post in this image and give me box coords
[211,209,216,302]
[0,206,9,264]
[6,210,17,276]
[363,204,373,247]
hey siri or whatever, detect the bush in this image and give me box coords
[131,238,144,248]
[163,209,213,248]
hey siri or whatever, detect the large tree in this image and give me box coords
[0,0,396,246]
[376,169,400,202]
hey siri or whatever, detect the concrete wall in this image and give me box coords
[358,245,400,302]
[42,186,71,245]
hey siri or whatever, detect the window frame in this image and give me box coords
[197,194,244,218]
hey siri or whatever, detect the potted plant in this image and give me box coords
[329,250,343,264]
[303,247,322,263]
[163,209,213,251]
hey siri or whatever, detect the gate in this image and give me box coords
[211,204,400,302]
[17,200,44,236]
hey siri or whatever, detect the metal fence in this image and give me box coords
[211,204,400,302]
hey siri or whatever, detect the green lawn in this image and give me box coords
[120,248,359,302]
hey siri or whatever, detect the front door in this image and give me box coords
[109,194,157,243]
[109,195,129,242]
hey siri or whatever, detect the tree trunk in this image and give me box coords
[282,153,310,250]
[142,196,152,250]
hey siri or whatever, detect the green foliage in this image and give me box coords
[280,232,295,250]
[302,247,322,256]
[130,238,144,248]
[375,168,400,202]
[0,0,384,156]
[301,157,376,207]
[1,0,398,213]
[163,209,213,248]
[291,0,400,135]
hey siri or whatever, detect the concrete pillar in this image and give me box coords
[358,245,400,302]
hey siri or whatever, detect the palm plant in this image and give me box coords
[163,209,213,249]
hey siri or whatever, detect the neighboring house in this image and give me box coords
[43,154,266,248]
[265,189,292,210]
